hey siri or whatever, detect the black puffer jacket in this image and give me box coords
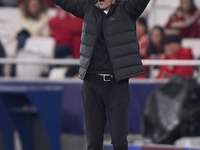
[52,0,150,81]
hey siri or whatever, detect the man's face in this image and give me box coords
[164,43,180,56]
[98,0,115,11]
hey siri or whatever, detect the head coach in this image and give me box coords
[51,0,150,149]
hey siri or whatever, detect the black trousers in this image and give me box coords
[81,74,130,150]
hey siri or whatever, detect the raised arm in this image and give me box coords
[123,0,150,20]
[51,0,94,19]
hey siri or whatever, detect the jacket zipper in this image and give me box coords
[103,6,118,80]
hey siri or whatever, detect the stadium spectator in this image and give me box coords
[48,8,83,58]
[165,0,200,38]
[15,0,49,49]
[146,26,165,59]
[0,41,5,76]
[158,35,194,79]
[136,17,149,78]
[136,17,149,59]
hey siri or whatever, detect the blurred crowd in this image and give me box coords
[0,0,199,79]
[130,0,199,79]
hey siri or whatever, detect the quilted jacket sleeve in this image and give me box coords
[51,0,94,19]
[124,0,150,19]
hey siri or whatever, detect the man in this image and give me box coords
[135,17,149,78]
[158,35,194,79]
[136,17,149,59]
[51,0,149,149]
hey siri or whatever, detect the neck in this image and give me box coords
[105,6,111,11]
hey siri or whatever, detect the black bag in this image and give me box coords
[17,29,30,49]
[142,75,200,144]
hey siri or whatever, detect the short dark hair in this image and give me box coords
[137,17,147,27]
[164,35,181,45]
